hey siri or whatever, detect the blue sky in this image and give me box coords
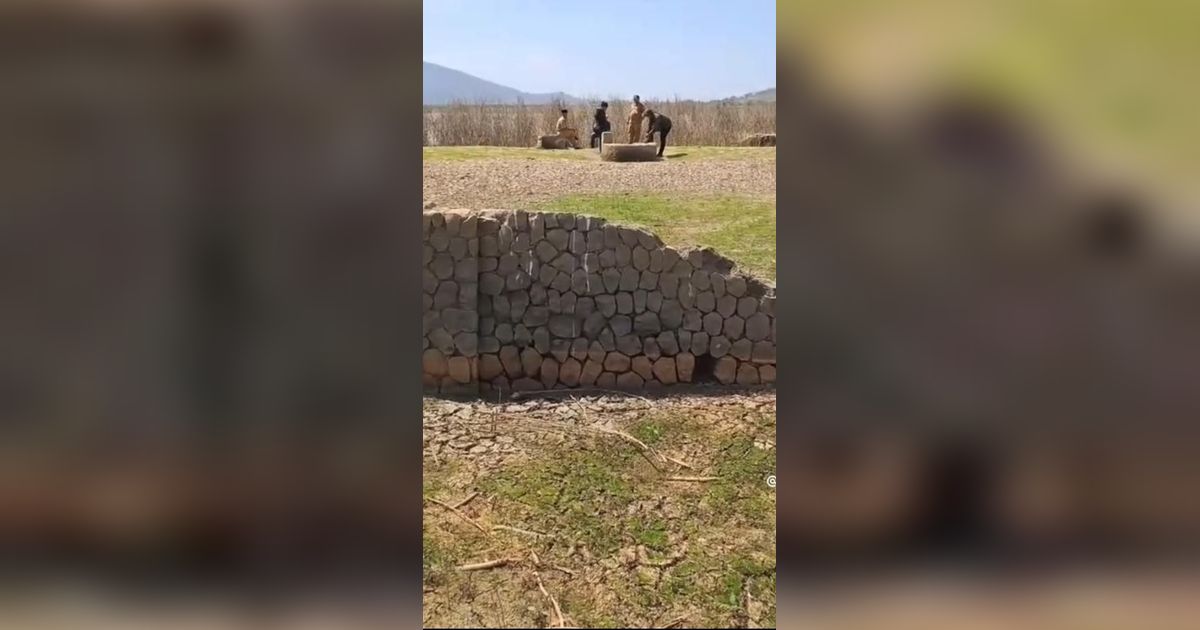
[424,0,776,101]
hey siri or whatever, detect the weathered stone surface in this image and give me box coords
[752,341,775,364]
[690,332,709,355]
[616,292,634,314]
[599,249,617,268]
[726,276,747,297]
[636,231,659,250]
[730,338,752,361]
[500,346,522,378]
[429,328,455,354]
[646,291,663,313]
[657,331,679,356]
[633,312,661,335]
[454,332,478,356]
[432,253,455,280]
[520,348,542,377]
[610,315,633,337]
[583,311,607,338]
[479,354,504,381]
[631,356,653,380]
[633,289,647,313]
[588,341,606,363]
[433,282,458,309]
[615,243,632,267]
[604,352,631,372]
[448,237,468,260]
[716,295,738,318]
[599,328,616,351]
[639,271,658,291]
[549,315,578,338]
[682,309,703,331]
[676,352,695,382]
[702,312,723,336]
[652,357,678,384]
[533,327,551,353]
[547,228,569,251]
[691,269,711,291]
[714,357,738,384]
[696,291,716,312]
[745,313,771,341]
[736,362,759,385]
[550,338,571,363]
[649,249,664,273]
[429,230,449,252]
[616,334,642,356]
[631,246,650,271]
[759,364,776,383]
[514,324,532,347]
[643,337,661,361]
[711,273,726,298]
[524,306,549,327]
[478,336,500,354]
[581,359,603,385]
[724,315,745,340]
[660,300,683,329]
[571,338,589,361]
[559,358,582,386]
[540,358,560,388]
[596,293,617,317]
[737,297,758,318]
[422,349,447,377]
[448,357,472,384]
[619,267,640,292]
[710,335,731,358]
[616,372,644,389]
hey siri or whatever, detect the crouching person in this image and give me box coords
[644,109,673,157]
[590,101,611,149]
[556,108,581,148]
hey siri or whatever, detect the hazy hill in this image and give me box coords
[424,62,580,106]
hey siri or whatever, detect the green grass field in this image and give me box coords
[422,145,776,163]
[536,194,776,281]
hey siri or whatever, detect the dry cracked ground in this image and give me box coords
[422,391,777,628]
[423,147,776,628]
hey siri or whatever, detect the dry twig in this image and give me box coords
[455,558,508,571]
[427,497,488,533]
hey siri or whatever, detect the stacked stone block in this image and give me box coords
[422,210,777,397]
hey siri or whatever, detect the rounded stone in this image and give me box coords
[676,352,696,382]
[422,349,447,377]
[499,346,522,378]
[724,315,746,340]
[652,358,678,385]
[710,335,731,358]
[581,359,603,385]
[737,297,758,318]
[632,247,650,271]
[616,292,634,314]
[716,295,738,318]
[745,314,771,341]
[730,338,753,361]
[631,356,653,380]
[616,335,642,356]
[616,372,645,389]
[691,270,711,291]
[690,332,710,355]
[736,362,760,385]
[696,291,716,313]
[447,357,472,384]
[714,357,738,384]
[711,273,726,297]
[540,358,560,388]
[432,253,455,280]
[560,358,582,386]
[479,354,504,381]
[726,276,748,297]
[759,364,776,383]
[657,331,679,356]
[604,352,631,372]
[520,348,542,377]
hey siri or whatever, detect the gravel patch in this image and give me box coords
[423,157,776,209]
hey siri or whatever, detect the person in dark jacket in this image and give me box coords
[643,109,673,157]
[590,101,611,149]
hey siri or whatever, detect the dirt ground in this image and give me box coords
[422,390,777,628]
[422,149,776,209]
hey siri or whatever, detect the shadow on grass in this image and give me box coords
[665,152,689,159]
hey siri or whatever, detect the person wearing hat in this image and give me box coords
[627,95,645,143]
[590,101,611,149]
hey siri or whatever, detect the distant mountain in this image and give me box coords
[424,62,581,106]
[727,87,776,103]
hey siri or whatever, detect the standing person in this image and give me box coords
[643,109,673,157]
[627,95,645,143]
[590,101,611,149]
[555,108,580,148]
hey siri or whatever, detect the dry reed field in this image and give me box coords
[424,99,776,147]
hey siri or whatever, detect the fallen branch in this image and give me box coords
[531,552,567,628]
[658,615,689,628]
[455,558,508,571]
[493,524,549,538]
[662,476,720,482]
[664,455,696,470]
[427,497,488,533]
[451,491,480,509]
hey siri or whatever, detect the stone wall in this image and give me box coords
[422,210,776,397]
